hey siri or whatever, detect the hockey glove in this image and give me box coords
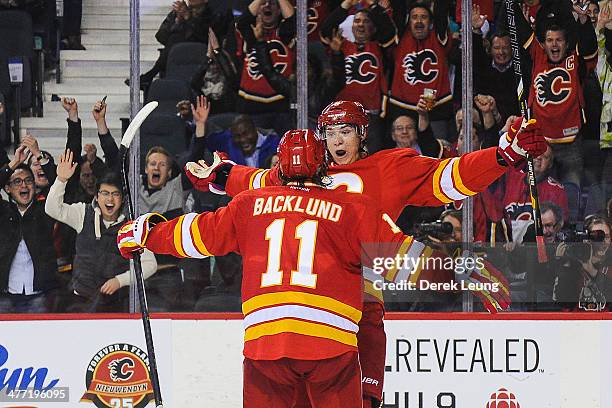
[117,212,167,259]
[454,250,511,313]
[497,117,547,167]
[185,151,236,195]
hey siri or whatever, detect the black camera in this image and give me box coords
[557,225,606,262]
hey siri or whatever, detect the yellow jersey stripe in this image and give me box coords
[191,213,212,256]
[432,159,453,204]
[173,215,187,258]
[451,157,476,197]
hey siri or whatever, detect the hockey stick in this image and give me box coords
[503,0,548,263]
[119,101,164,408]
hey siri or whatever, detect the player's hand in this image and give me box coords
[185,151,236,195]
[455,251,511,313]
[497,116,547,167]
[117,213,167,259]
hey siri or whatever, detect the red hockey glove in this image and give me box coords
[455,251,511,313]
[117,213,167,259]
[185,151,236,195]
[497,117,547,167]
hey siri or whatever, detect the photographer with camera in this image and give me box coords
[554,215,611,311]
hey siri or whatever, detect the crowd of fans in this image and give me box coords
[0,0,611,313]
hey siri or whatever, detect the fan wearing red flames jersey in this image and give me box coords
[320,0,397,113]
[119,130,420,408]
[514,1,597,186]
[184,101,546,407]
[383,0,454,135]
[235,0,296,136]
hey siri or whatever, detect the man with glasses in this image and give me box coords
[0,145,58,313]
[44,150,157,312]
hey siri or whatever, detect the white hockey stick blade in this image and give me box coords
[120,101,159,148]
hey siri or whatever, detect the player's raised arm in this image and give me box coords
[389,116,546,207]
[117,204,240,260]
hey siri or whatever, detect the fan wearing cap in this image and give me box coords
[117,129,418,407]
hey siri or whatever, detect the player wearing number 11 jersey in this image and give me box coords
[118,129,415,407]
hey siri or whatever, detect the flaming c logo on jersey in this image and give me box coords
[80,343,154,408]
[403,49,438,85]
[345,53,378,85]
[534,67,572,106]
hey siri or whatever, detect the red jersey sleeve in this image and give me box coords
[226,165,282,197]
[383,147,507,207]
[145,204,240,258]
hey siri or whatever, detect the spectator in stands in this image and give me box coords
[0,146,57,313]
[21,133,54,198]
[191,28,239,115]
[496,0,576,45]
[94,99,205,219]
[62,0,85,50]
[130,0,232,88]
[384,0,454,140]
[416,94,501,159]
[197,96,279,168]
[594,4,612,185]
[250,16,343,129]
[45,150,157,312]
[390,115,419,151]
[320,0,396,152]
[234,0,296,136]
[504,143,569,243]
[472,10,520,122]
[516,4,597,186]
[586,0,600,26]
[555,214,611,311]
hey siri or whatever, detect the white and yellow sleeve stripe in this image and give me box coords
[432,158,477,204]
[249,169,269,190]
[171,213,212,258]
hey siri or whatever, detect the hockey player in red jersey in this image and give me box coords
[184,101,546,407]
[119,129,424,407]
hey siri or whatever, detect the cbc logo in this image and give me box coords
[486,387,520,408]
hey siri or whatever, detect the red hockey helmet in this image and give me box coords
[317,100,369,140]
[278,129,326,179]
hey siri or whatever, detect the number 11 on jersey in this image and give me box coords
[261,219,319,289]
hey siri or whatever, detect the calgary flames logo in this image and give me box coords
[246,40,289,80]
[345,53,378,85]
[81,343,154,408]
[403,49,438,85]
[108,357,135,382]
[534,67,572,106]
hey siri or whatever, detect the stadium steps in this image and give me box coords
[21,0,168,159]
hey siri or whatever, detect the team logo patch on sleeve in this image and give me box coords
[80,343,154,408]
